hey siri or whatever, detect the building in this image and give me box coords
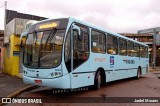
[0,30,3,47]
[3,9,47,76]
[0,30,4,70]
[121,27,160,66]
[138,27,160,67]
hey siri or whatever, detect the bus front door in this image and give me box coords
[70,25,90,89]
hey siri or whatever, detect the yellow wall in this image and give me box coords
[3,34,21,76]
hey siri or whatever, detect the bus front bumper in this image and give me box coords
[23,74,71,89]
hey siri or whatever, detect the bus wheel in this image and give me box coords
[94,71,101,90]
[136,67,141,79]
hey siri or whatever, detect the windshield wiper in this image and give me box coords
[44,28,57,50]
[37,28,57,67]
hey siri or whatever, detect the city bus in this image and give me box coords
[21,17,149,90]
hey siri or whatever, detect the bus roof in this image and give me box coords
[31,17,148,47]
[68,17,148,47]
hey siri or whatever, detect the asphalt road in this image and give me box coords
[7,71,160,106]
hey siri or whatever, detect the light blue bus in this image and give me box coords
[21,17,149,90]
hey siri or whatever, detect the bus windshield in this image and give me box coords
[23,29,65,68]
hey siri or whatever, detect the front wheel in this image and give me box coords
[94,71,101,90]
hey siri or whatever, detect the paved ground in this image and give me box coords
[0,73,30,97]
[5,71,160,106]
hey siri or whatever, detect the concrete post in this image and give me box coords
[152,29,156,69]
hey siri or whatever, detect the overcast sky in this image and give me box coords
[0,0,160,33]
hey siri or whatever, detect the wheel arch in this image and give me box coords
[138,66,142,75]
[94,67,106,84]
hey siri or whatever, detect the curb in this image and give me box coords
[149,70,160,72]
[0,85,38,106]
[7,85,35,98]
[17,73,23,79]
[156,74,160,79]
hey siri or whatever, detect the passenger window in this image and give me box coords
[119,38,127,56]
[134,43,140,57]
[145,47,148,58]
[107,34,118,54]
[140,46,148,58]
[127,41,134,56]
[91,30,105,53]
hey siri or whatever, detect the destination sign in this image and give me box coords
[36,21,60,30]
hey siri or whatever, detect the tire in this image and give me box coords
[94,71,101,90]
[136,67,141,79]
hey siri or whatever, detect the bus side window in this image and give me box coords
[140,46,148,58]
[107,34,118,55]
[145,47,148,58]
[91,30,105,53]
[134,43,140,57]
[127,41,134,57]
[119,38,127,56]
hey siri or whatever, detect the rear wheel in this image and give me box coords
[136,67,141,79]
[94,71,101,90]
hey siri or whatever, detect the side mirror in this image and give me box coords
[20,32,28,48]
[72,24,82,41]
[72,24,81,36]
[20,32,28,41]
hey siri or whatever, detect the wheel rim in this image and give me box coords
[97,74,101,89]
[137,69,140,78]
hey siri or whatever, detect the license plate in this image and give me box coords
[34,79,42,84]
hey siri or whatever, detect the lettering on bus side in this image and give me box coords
[123,59,135,64]
[94,58,106,62]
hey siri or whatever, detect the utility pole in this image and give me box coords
[4,1,7,10]
[4,1,7,37]
[152,29,156,69]
[2,1,7,71]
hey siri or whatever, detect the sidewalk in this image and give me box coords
[0,73,31,97]
[0,72,36,105]
[149,66,160,72]
[149,67,160,78]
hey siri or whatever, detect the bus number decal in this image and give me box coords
[123,59,135,64]
[55,69,62,71]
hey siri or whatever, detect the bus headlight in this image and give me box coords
[51,72,62,78]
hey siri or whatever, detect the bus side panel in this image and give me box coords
[125,56,138,78]
[106,55,119,81]
[70,60,94,89]
[115,55,127,80]
[90,53,110,81]
[140,58,149,75]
